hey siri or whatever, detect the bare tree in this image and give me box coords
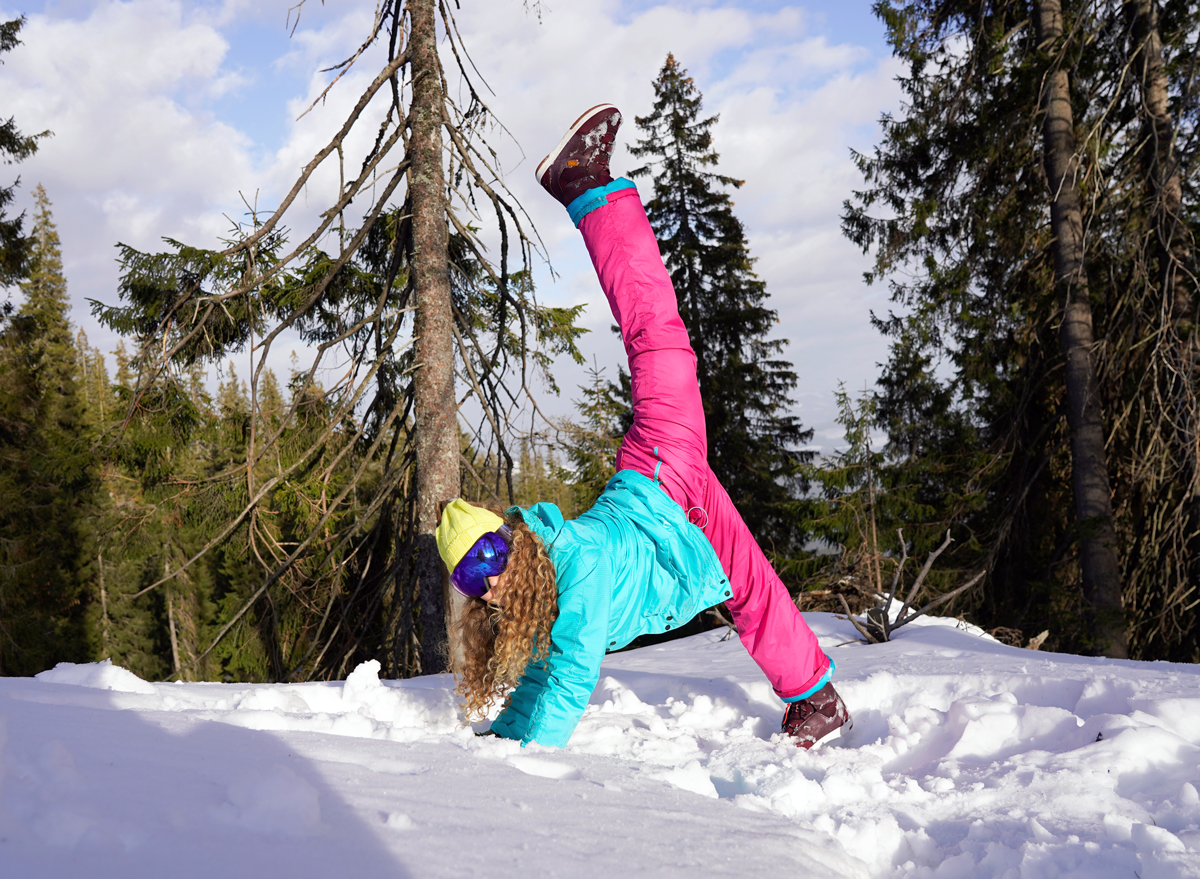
[837,530,986,644]
[408,0,460,674]
[97,0,584,680]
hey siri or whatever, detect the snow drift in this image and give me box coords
[2,613,1199,878]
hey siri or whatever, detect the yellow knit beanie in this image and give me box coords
[436,499,505,573]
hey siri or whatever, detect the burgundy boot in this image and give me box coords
[536,104,622,207]
[782,682,852,749]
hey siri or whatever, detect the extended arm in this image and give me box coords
[490,547,613,747]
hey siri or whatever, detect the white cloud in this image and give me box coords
[1,0,903,444]
[0,0,385,367]
[1,1,263,353]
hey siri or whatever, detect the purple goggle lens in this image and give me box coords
[450,526,512,599]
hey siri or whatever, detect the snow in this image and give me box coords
[3,614,1200,878]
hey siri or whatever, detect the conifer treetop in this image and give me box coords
[629,54,743,222]
[20,185,69,325]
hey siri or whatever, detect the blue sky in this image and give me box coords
[1,0,902,447]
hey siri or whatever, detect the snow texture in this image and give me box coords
[2,613,1200,877]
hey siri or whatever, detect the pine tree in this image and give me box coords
[562,363,627,511]
[628,54,813,556]
[798,384,970,604]
[844,0,1200,659]
[0,185,95,674]
[75,330,111,426]
[0,17,47,290]
[85,340,168,680]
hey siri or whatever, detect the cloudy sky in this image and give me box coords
[0,0,902,448]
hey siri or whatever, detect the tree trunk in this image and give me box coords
[1128,0,1200,594]
[168,592,182,682]
[99,552,110,660]
[1034,0,1127,657]
[409,0,460,675]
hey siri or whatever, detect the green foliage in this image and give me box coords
[843,0,1091,648]
[95,229,290,369]
[85,347,387,682]
[0,6,573,681]
[444,228,587,401]
[0,186,95,674]
[845,0,1200,658]
[797,384,971,596]
[803,387,892,564]
[561,363,627,511]
[0,17,49,290]
[77,194,585,681]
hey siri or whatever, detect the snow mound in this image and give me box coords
[206,659,461,741]
[35,659,158,695]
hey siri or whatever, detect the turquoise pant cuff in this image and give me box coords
[567,177,638,227]
[782,659,836,703]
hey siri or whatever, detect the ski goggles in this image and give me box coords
[450,526,513,599]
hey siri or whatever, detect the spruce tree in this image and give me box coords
[75,330,111,426]
[0,185,94,674]
[563,363,627,511]
[844,0,1200,659]
[628,54,813,555]
[0,18,47,289]
[84,341,168,680]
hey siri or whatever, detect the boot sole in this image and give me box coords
[535,103,620,183]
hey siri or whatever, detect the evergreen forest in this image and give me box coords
[3,0,1200,682]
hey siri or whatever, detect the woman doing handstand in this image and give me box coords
[437,104,851,750]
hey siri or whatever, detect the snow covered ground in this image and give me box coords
[3,613,1200,878]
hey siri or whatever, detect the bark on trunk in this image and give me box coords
[1034,0,1127,657]
[1128,0,1200,590]
[168,592,182,682]
[409,0,460,675]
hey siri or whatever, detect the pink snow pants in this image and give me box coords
[579,186,831,700]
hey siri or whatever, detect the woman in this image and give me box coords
[437,105,850,750]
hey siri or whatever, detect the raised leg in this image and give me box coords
[578,186,830,698]
[579,186,708,501]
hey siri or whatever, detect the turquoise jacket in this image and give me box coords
[489,469,732,747]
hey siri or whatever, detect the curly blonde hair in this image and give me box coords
[452,509,559,721]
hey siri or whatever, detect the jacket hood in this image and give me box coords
[507,501,566,548]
